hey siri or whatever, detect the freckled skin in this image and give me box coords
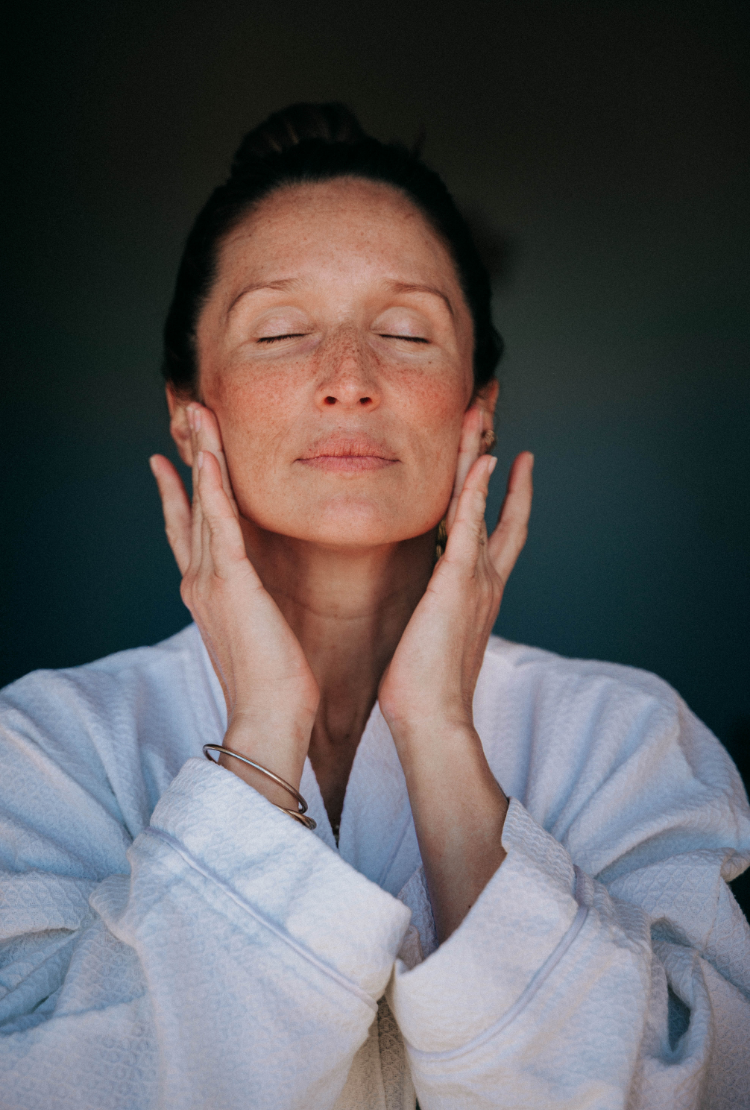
[195,177,476,548]
[154,175,529,939]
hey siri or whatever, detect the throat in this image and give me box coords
[308,703,375,841]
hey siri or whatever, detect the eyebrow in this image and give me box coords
[383,281,455,317]
[226,277,455,319]
[226,278,302,318]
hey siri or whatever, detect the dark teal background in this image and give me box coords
[3,1,749,873]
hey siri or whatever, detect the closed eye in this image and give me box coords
[379,333,429,343]
[257,333,309,343]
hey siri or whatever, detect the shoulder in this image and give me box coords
[477,634,700,753]
[476,636,750,877]
[478,634,717,756]
[0,624,208,740]
[481,633,685,702]
[0,625,220,837]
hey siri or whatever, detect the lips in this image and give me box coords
[296,434,399,473]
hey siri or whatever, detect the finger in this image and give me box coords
[199,459,213,576]
[149,455,192,574]
[488,451,534,583]
[443,453,497,567]
[188,410,205,569]
[446,405,483,531]
[190,403,239,514]
[196,450,257,579]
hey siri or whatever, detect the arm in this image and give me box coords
[379,405,533,940]
[0,705,410,1108]
[2,400,414,1106]
[150,402,321,808]
[379,408,750,1106]
[387,791,750,1109]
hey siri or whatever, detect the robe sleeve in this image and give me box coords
[0,745,411,1109]
[387,692,750,1110]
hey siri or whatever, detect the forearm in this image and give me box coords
[393,721,508,941]
[388,801,750,1110]
[1,758,411,1109]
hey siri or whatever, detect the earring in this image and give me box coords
[435,518,448,561]
[482,429,497,451]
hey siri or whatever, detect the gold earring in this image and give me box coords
[482,429,497,451]
[435,518,448,561]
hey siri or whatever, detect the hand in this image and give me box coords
[377,406,533,940]
[378,406,533,741]
[149,404,319,799]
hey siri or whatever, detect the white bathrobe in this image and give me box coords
[1,623,749,1109]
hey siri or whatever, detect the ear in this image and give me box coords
[473,378,500,432]
[166,385,194,467]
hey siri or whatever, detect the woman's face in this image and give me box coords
[183,177,486,548]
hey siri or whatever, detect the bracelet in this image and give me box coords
[203,744,316,830]
[279,807,317,831]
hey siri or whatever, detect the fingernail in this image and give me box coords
[194,408,202,431]
[488,456,498,475]
[148,455,157,474]
[197,451,204,470]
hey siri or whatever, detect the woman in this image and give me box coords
[1,103,749,1109]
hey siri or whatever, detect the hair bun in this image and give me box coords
[230,102,367,175]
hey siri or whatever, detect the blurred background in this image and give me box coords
[2,1,749,900]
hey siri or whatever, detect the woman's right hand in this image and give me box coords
[149,404,319,801]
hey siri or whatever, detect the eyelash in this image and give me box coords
[257,333,308,344]
[257,333,429,344]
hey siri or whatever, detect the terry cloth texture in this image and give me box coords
[1,624,749,1108]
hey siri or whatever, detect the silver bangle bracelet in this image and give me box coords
[279,807,317,831]
[203,744,316,829]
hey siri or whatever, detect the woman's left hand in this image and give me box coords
[378,406,533,941]
[379,407,533,743]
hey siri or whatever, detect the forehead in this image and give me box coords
[214,177,465,296]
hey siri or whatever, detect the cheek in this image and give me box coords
[200,367,307,523]
[397,370,467,466]
[400,374,466,429]
[393,373,468,521]
[204,367,297,457]
[200,356,471,541]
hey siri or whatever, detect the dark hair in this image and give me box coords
[162,103,503,396]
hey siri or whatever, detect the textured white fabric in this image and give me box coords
[1,623,749,1109]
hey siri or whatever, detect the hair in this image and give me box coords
[162,102,503,396]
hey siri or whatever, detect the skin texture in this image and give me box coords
[150,177,533,941]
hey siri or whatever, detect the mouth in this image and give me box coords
[296,435,399,473]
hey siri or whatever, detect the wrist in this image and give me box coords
[220,714,311,806]
[389,719,508,814]
[386,711,476,752]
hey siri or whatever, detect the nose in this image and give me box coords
[314,328,380,411]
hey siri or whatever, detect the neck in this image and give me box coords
[240,522,435,822]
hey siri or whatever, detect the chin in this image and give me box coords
[254,497,439,549]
